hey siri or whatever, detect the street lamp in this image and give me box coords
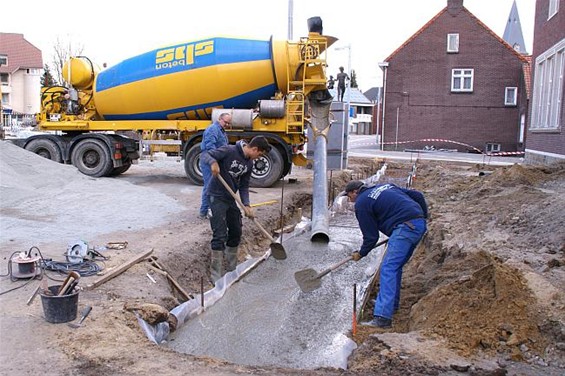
[334,44,351,170]
[378,62,389,151]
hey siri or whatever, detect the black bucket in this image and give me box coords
[39,285,79,323]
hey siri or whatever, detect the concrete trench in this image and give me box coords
[163,213,386,369]
[138,95,399,369]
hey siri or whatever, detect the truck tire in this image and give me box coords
[250,146,283,188]
[184,142,204,186]
[24,139,63,163]
[72,139,114,177]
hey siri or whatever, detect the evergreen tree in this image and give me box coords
[350,69,358,88]
[41,64,57,87]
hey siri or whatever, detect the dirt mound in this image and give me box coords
[409,251,544,357]
[350,160,564,373]
[489,163,547,186]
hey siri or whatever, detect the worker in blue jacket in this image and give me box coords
[201,136,271,284]
[198,113,231,219]
[345,180,428,329]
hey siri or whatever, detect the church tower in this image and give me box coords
[503,0,528,54]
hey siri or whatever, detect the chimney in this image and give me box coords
[447,0,464,16]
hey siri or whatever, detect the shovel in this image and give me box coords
[294,239,389,293]
[216,175,287,260]
[68,305,92,328]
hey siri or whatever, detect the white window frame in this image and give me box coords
[486,143,501,153]
[0,55,7,66]
[530,38,565,130]
[505,87,518,106]
[549,0,559,20]
[451,68,474,92]
[447,33,459,53]
[0,73,8,85]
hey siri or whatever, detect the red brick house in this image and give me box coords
[379,0,530,153]
[526,0,565,164]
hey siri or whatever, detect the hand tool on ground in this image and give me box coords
[294,239,389,293]
[67,305,92,328]
[26,285,41,306]
[216,175,287,260]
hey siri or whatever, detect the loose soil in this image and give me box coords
[1,141,564,375]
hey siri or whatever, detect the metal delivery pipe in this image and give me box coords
[309,91,332,242]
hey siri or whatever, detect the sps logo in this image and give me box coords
[155,40,214,70]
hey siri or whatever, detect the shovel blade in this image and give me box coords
[294,269,322,293]
[270,242,287,260]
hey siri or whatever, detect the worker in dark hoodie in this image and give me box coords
[345,180,428,328]
[200,136,272,284]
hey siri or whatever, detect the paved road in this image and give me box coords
[347,135,522,166]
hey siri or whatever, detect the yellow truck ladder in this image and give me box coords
[286,35,328,134]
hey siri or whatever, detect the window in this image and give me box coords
[505,87,518,106]
[486,143,501,153]
[549,0,559,19]
[0,73,8,85]
[451,69,474,92]
[447,33,459,53]
[1,93,8,105]
[530,39,565,130]
[0,55,7,66]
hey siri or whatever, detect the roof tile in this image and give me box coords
[0,33,43,73]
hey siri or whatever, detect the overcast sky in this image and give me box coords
[3,0,535,91]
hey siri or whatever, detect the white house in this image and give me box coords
[0,33,43,128]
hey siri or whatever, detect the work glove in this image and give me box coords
[351,251,362,261]
[243,206,255,219]
[211,162,220,176]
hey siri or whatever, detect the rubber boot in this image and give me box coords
[225,246,238,272]
[210,250,224,283]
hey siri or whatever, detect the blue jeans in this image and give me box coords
[209,196,242,250]
[199,160,212,215]
[374,218,427,320]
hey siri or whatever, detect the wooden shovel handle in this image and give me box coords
[216,174,246,208]
[317,256,353,279]
[252,218,276,243]
[317,238,390,279]
[216,175,276,242]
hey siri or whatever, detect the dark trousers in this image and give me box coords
[209,196,242,250]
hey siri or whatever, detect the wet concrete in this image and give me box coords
[166,213,386,369]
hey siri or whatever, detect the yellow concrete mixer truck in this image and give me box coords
[20,17,334,187]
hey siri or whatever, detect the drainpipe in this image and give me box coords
[309,91,332,243]
[378,62,389,150]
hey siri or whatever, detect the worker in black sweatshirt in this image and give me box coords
[200,136,272,284]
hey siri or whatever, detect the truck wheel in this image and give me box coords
[24,139,62,163]
[184,142,204,186]
[250,146,283,188]
[72,139,114,177]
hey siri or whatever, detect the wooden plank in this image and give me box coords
[85,249,153,290]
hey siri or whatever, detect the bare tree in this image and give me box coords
[52,36,84,86]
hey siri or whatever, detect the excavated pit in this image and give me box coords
[164,213,386,369]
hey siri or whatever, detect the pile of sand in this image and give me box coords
[0,141,185,249]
